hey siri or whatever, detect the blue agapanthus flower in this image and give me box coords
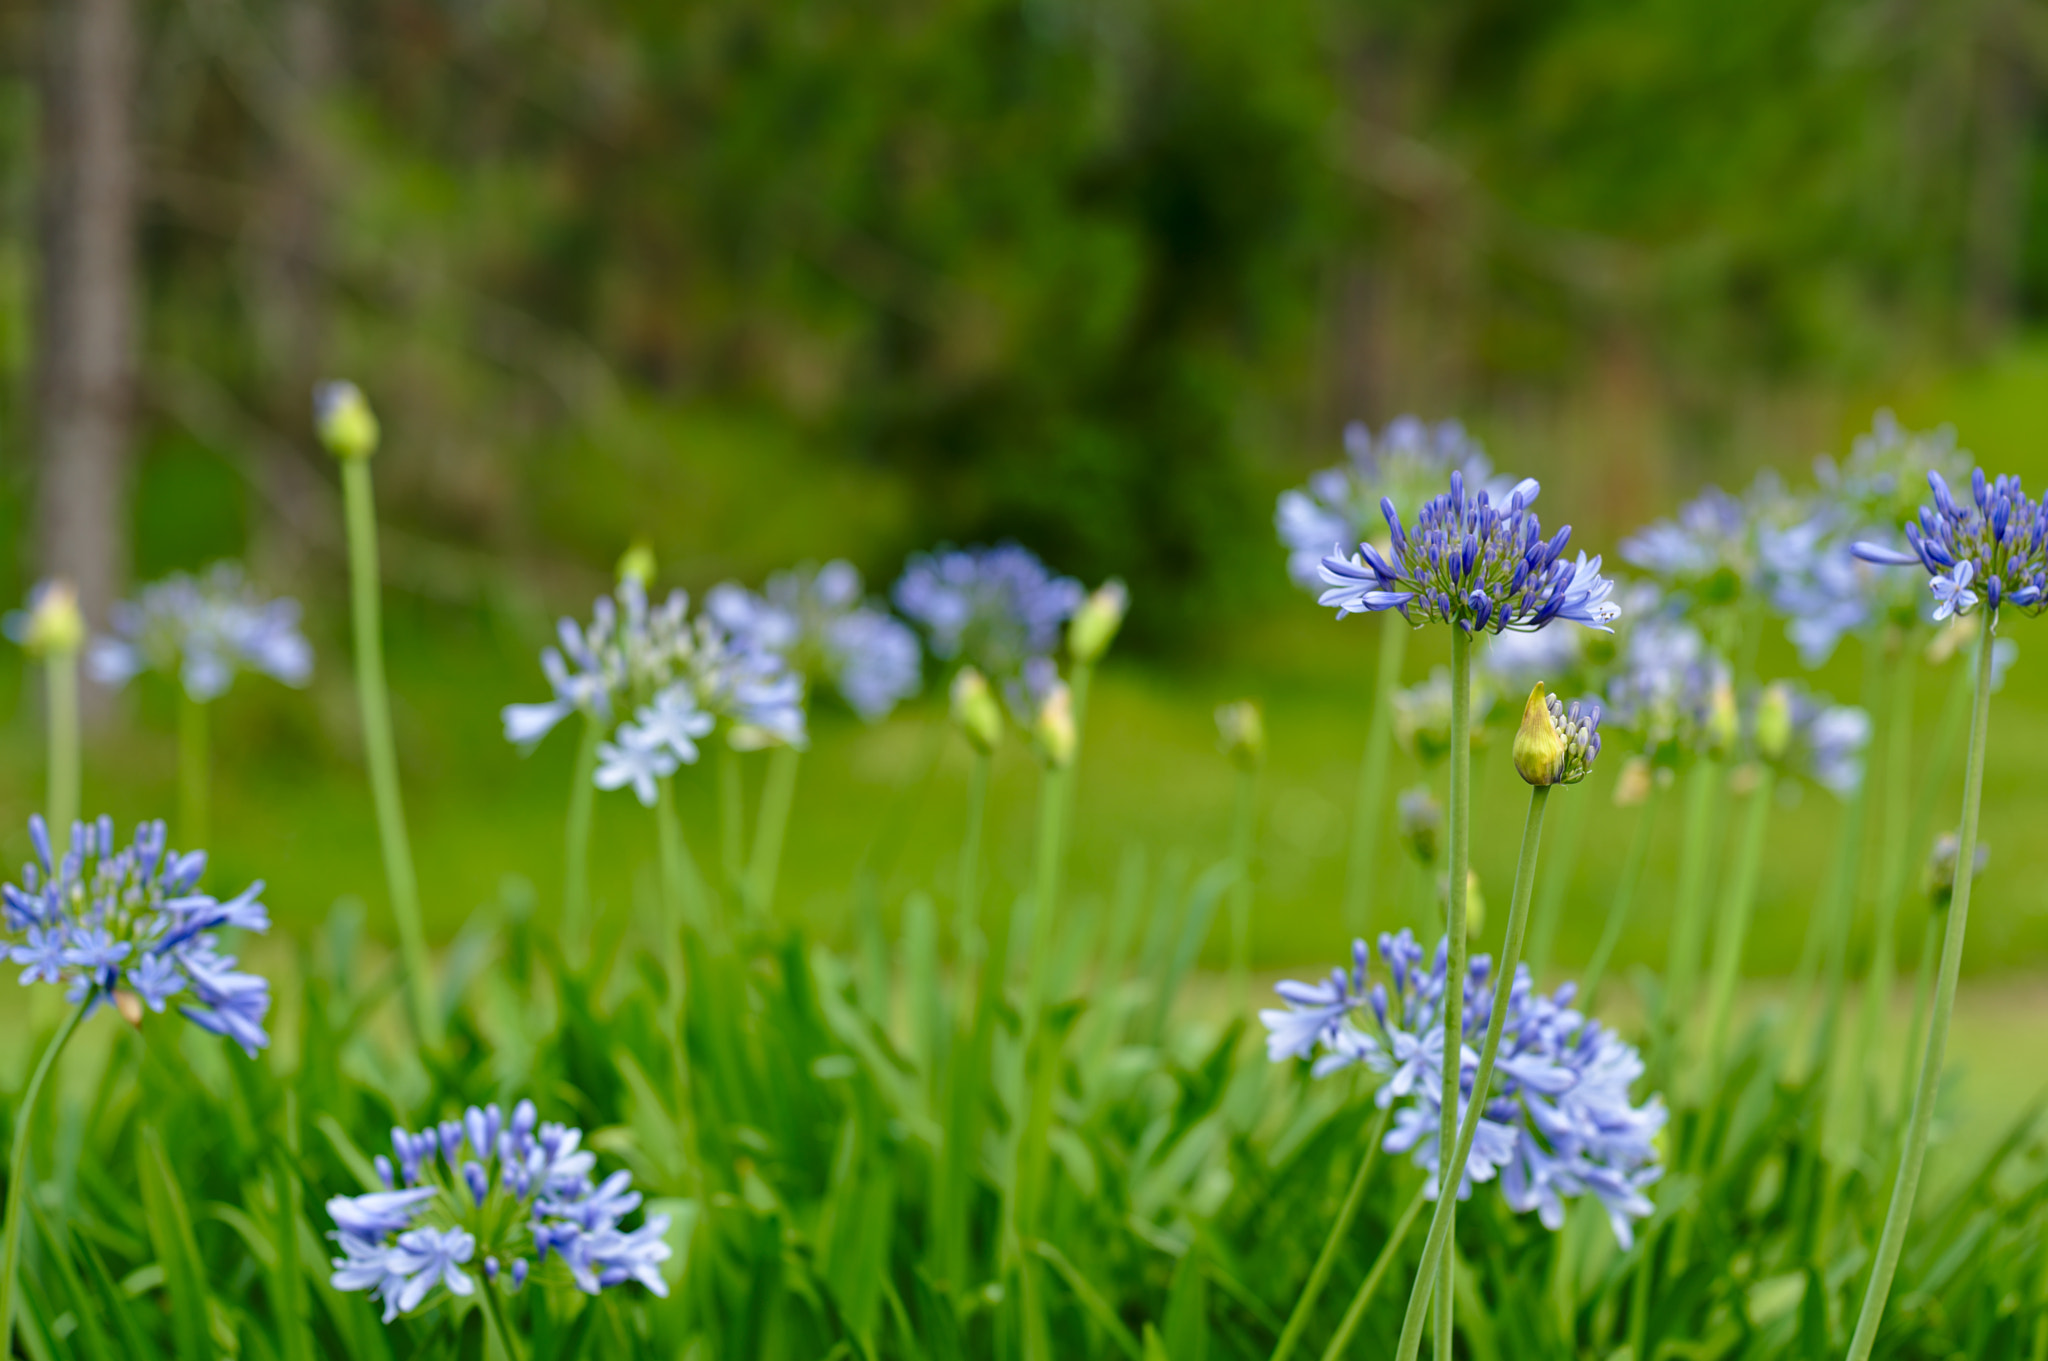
[328,1099,671,1323]
[707,560,922,721]
[893,544,1083,679]
[1276,418,1524,591]
[1261,930,1665,1248]
[2,815,272,1054]
[502,577,808,804]
[1853,469,2048,623]
[1317,472,1619,634]
[1766,686,1871,795]
[85,563,311,703]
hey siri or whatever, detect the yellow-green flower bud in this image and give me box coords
[617,541,657,588]
[1033,681,1076,769]
[950,667,1003,754]
[1214,700,1265,771]
[1514,683,1567,786]
[1068,578,1129,664]
[1754,682,1793,762]
[1441,867,1486,938]
[313,380,380,461]
[18,581,85,657]
[1704,677,1739,757]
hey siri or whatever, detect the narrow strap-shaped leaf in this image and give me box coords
[1031,1240,1141,1361]
[27,1195,118,1361]
[136,1124,215,1360]
[71,1228,160,1361]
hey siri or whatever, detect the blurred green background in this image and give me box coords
[4,0,2048,977]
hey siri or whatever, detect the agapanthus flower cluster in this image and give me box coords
[501,577,807,805]
[328,1099,670,1322]
[1620,483,1765,603]
[1276,418,1518,590]
[3,815,271,1054]
[705,560,921,721]
[1854,469,2048,624]
[1318,472,1619,634]
[1261,931,1664,1248]
[1753,683,1870,795]
[892,544,1083,680]
[1601,603,1734,764]
[85,563,311,702]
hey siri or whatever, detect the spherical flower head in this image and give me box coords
[3,580,86,658]
[1754,683,1870,794]
[1214,700,1265,771]
[1620,482,1762,607]
[949,666,1003,754]
[1601,597,1732,766]
[716,562,923,722]
[1067,578,1129,664]
[85,564,313,702]
[1318,472,1619,635]
[1513,684,1602,787]
[2,814,272,1054]
[1260,929,1666,1247]
[1397,785,1440,863]
[327,1099,672,1323]
[313,380,380,461]
[893,543,1083,679]
[1853,468,2048,624]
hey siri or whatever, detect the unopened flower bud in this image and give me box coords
[14,581,85,657]
[1704,678,1739,757]
[313,380,380,460]
[1214,700,1265,771]
[113,988,145,1029]
[1514,683,1567,786]
[1033,681,1076,769]
[1397,785,1440,864]
[950,667,1003,754]
[1923,831,1987,909]
[1754,682,1793,762]
[1068,579,1129,664]
[617,541,657,588]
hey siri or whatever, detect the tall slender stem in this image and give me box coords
[1316,1187,1428,1361]
[1657,757,1724,1079]
[561,715,601,969]
[1269,1102,1393,1361]
[1395,783,1550,1361]
[1700,768,1775,1090]
[746,746,801,923]
[1344,621,1409,937]
[655,776,710,934]
[1851,642,1919,1107]
[340,458,438,1046]
[0,1003,87,1355]
[44,650,79,848]
[718,745,746,904]
[1526,790,1586,978]
[1433,629,1473,1356]
[1227,764,1258,1007]
[1579,785,1661,1009]
[176,690,210,852]
[956,750,991,972]
[1025,763,1068,1008]
[1845,611,1996,1361]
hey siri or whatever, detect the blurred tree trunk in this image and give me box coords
[34,0,136,679]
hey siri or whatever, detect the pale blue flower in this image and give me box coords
[86,563,311,703]
[2,815,272,1054]
[328,1099,671,1324]
[1854,468,2048,622]
[1930,560,1977,621]
[893,544,1082,678]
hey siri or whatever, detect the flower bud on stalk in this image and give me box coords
[1754,682,1793,762]
[1513,682,1603,787]
[1923,831,1988,910]
[617,541,657,588]
[1033,681,1077,769]
[17,582,85,658]
[313,380,380,461]
[950,667,1003,754]
[1214,700,1265,771]
[1067,579,1129,664]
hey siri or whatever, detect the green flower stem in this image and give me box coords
[1788,639,1882,1046]
[655,776,711,935]
[1657,757,1725,1079]
[1850,641,1921,1104]
[1394,782,1551,1361]
[1432,627,1474,1357]
[718,745,746,905]
[561,715,602,969]
[929,747,993,1288]
[1700,766,1776,1092]
[0,1002,87,1355]
[340,458,439,1047]
[746,745,802,923]
[176,689,209,852]
[1269,1102,1394,1361]
[1896,910,1940,1120]
[1025,762,1069,1010]
[478,1282,524,1361]
[1579,784,1662,1009]
[44,649,79,846]
[1227,763,1259,1007]
[1315,1185,1428,1361]
[957,749,991,973]
[1526,789,1587,978]
[1343,620,1409,937]
[1845,610,1997,1361]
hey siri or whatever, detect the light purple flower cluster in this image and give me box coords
[892,544,1083,680]
[1317,472,1619,634]
[1276,418,1513,591]
[1764,685,1871,795]
[707,560,922,721]
[1601,600,1732,762]
[1620,484,1758,598]
[85,563,312,703]
[2,815,271,1054]
[1261,931,1665,1248]
[1854,469,2048,624]
[328,1099,670,1323]
[501,577,808,805]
